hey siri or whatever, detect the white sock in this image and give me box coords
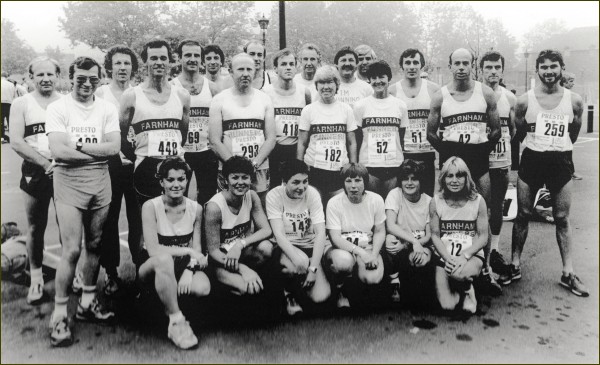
[169,311,185,326]
[389,273,400,285]
[80,285,96,309]
[30,268,43,285]
[52,296,69,322]
[491,235,500,252]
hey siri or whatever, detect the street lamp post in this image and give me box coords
[258,14,269,47]
[524,50,530,91]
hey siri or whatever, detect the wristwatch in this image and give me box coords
[308,266,318,273]
[76,141,83,151]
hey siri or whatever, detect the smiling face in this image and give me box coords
[400,173,421,197]
[443,165,467,194]
[146,46,169,78]
[73,66,100,100]
[111,53,133,83]
[30,60,58,96]
[369,74,389,95]
[284,173,309,200]
[204,51,222,76]
[299,49,319,77]
[180,44,202,73]
[226,172,252,196]
[160,169,187,199]
[316,79,337,102]
[357,50,375,77]
[336,53,357,80]
[537,58,563,87]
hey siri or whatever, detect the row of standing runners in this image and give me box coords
[8,39,588,350]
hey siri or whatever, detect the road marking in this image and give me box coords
[574,138,598,145]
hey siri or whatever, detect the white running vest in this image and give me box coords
[131,85,184,159]
[395,80,435,152]
[22,93,53,159]
[524,88,574,152]
[172,77,212,153]
[489,87,512,168]
[262,84,306,146]
[151,196,197,248]
[221,89,269,169]
[209,191,253,249]
[440,81,488,144]
[434,194,484,260]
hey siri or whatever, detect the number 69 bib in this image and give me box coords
[148,130,180,157]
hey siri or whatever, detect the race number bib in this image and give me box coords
[443,122,485,144]
[314,139,343,171]
[148,130,179,157]
[368,130,396,165]
[534,112,568,149]
[405,122,431,151]
[232,134,265,159]
[280,119,299,138]
[342,231,370,249]
[69,126,102,144]
[285,214,311,239]
[186,118,209,152]
[490,124,511,161]
[441,233,473,257]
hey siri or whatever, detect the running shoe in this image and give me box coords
[490,250,510,276]
[463,284,477,314]
[336,291,350,309]
[560,273,589,297]
[76,297,115,323]
[390,283,401,303]
[104,274,122,297]
[50,316,73,347]
[168,319,198,350]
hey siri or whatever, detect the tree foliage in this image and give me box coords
[522,19,568,52]
[1,18,38,74]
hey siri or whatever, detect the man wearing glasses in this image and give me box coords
[46,57,121,347]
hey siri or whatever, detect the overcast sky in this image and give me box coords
[2,1,598,54]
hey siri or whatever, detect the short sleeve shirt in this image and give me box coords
[326,191,385,247]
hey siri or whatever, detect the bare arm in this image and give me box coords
[462,198,489,257]
[429,198,452,261]
[208,94,233,162]
[47,132,97,164]
[254,96,276,167]
[483,84,501,149]
[309,222,326,267]
[246,191,273,244]
[506,91,517,139]
[371,222,386,255]
[426,90,443,151]
[177,88,190,147]
[304,88,312,105]
[569,92,583,144]
[385,209,421,247]
[513,94,529,143]
[9,97,52,170]
[346,131,358,163]
[297,130,309,161]
[388,83,397,97]
[204,201,228,268]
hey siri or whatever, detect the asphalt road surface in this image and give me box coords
[1,135,598,364]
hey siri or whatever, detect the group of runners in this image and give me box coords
[6,38,588,350]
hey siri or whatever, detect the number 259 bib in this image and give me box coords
[534,112,568,149]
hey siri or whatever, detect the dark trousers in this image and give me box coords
[268,144,298,189]
[2,103,10,141]
[184,150,219,205]
[100,155,142,271]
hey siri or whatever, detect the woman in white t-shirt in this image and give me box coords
[297,65,358,209]
[325,163,386,309]
[384,159,432,303]
[430,156,488,314]
[266,160,330,315]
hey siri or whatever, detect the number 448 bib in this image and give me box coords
[148,130,180,157]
